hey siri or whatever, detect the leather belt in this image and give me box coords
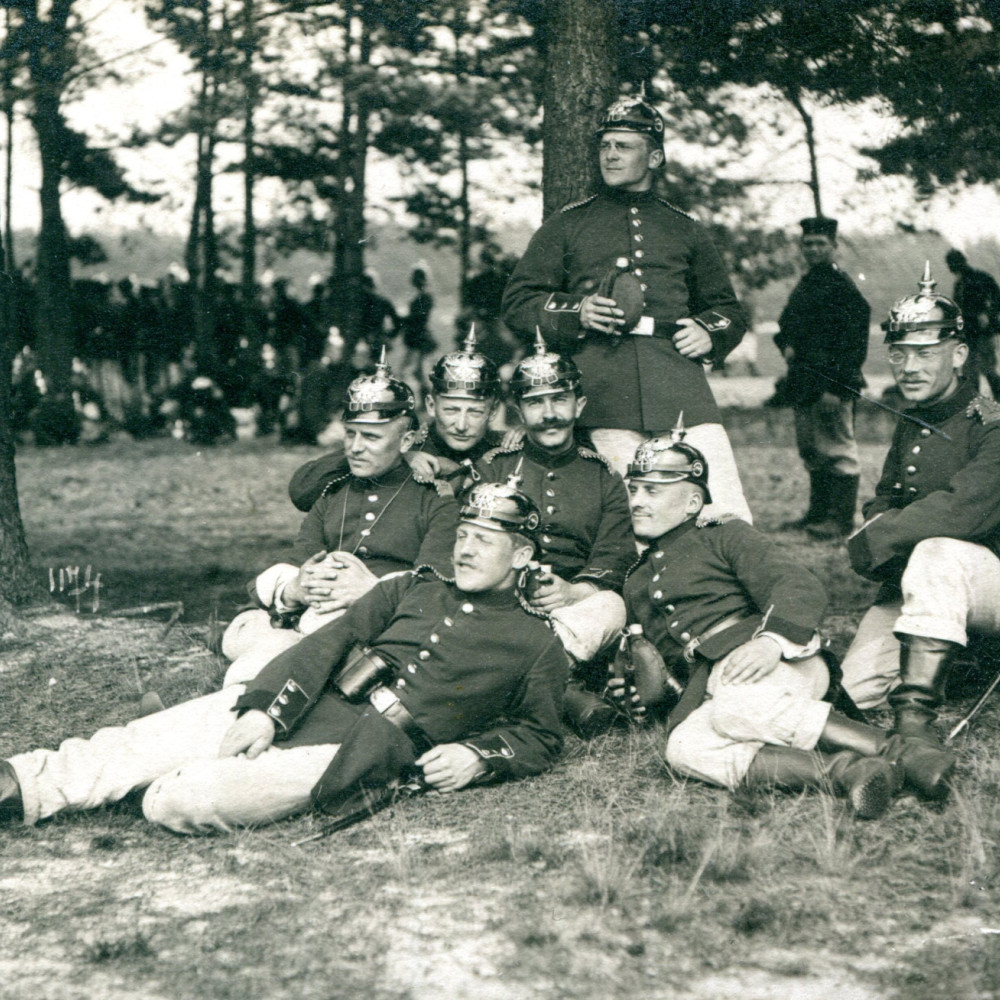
[368,684,433,753]
[683,613,752,663]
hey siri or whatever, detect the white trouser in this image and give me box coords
[222,612,308,687]
[589,423,753,524]
[9,687,338,834]
[841,537,1000,709]
[548,590,627,663]
[666,655,830,790]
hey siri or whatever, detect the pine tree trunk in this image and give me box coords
[541,0,618,218]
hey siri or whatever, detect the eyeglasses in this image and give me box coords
[886,345,950,365]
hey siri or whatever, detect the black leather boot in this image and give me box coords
[745,744,894,819]
[782,470,829,530]
[805,473,859,540]
[890,634,956,745]
[819,711,956,801]
[0,761,23,824]
[563,681,619,739]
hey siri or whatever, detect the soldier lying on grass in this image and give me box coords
[612,430,955,820]
[0,480,567,834]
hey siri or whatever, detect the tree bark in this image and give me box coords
[240,0,258,347]
[789,88,823,217]
[541,0,618,218]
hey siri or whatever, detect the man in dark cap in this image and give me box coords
[944,248,1000,396]
[0,481,568,833]
[477,334,633,735]
[502,94,751,522]
[841,265,1000,749]
[776,216,871,539]
[618,431,955,818]
[221,353,458,685]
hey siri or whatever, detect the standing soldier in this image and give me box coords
[502,95,750,522]
[776,217,871,539]
[841,265,1000,750]
[944,248,1000,396]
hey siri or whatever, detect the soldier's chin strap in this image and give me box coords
[792,362,953,441]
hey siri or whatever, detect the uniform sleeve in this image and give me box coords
[292,498,330,563]
[861,424,906,521]
[718,522,828,644]
[462,632,569,780]
[413,489,458,576]
[288,450,347,512]
[849,424,1000,578]
[234,574,413,736]
[827,278,870,397]
[686,226,748,362]
[572,470,635,591]
[501,213,586,344]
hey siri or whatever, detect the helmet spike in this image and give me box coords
[507,456,525,491]
[375,344,390,375]
[670,411,687,442]
[919,261,936,296]
[463,323,477,354]
[533,327,548,355]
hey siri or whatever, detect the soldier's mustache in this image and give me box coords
[538,418,572,429]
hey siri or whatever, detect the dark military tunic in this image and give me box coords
[293,459,457,578]
[624,518,827,680]
[501,188,747,430]
[236,570,569,784]
[848,378,1000,591]
[477,439,635,591]
[775,262,870,405]
[420,424,503,497]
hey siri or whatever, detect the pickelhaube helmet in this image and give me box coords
[507,329,583,400]
[429,326,500,399]
[459,462,541,549]
[596,90,665,142]
[343,347,416,423]
[625,414,712,502]
[883,262,965,346]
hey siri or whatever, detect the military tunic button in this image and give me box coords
[634,268,643,276]
[653,590,663,600]
[920,428,931,437]
[630,206,639,214]
[634,249,644,259]
[906,465,917,474]
[360,530,371,538]
[908,486,918,494]
[407,663,416,673]
[670,621,679,628]
[640,284,648,291]
[654,551,663,559]
[430,634,439,643]
[270,706,281,717]
[546,505,555,514]
[912,446,921,454]
[680,631,691,642]
[462,602,474,613]
[666,604,675,612]
[419,650,430,660]
[368,494,378,502]
[546,471,556,480]
[632,219,641,227]
[542,535,552,544]
[634,234,643,242]
[396,678,406,688]
[545,489,555,497]
[444,617,454,627]
[652,573,660,582]
[358,545,370,555]
[365,512,376,521]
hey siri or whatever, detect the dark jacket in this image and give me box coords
[775,262,870,405]
[477,438,635,591]
[235,570,569,784]
[501,188,746,430]
[849,379,1000,592]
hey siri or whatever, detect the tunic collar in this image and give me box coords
[453,584,522,609]
[902,376,977,426]
[523,437,579,469]
[348,458,411,489]
[649,517,700,554]
[602,186,656,206]
[425,424,490,465]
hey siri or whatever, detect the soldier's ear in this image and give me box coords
[398,425,418,453]
[953,341,970,370]
[574,394,587,418]
[425,395,437,419]
[685,488,705,516]
[510,539,535,569]
[648,146,664,170]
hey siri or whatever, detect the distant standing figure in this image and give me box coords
[402,266,436,393]
[775,216,871,540]
[360,274,400,355]
[945,248,1000,397]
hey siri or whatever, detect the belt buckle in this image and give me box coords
[369,684,398,714]
[628,315,655,336]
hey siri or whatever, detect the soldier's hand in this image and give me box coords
[219,710,275,759]
[500,425,526,451]
[310,551,380,612]
[605,677,645,718]
[672,318,713,359]
[404,450,441,484]
[816,391,842,421]
[718,635,782,686]
[527,576,595,613]
[416,744,487,792]
[284,551,334,607]
[581,294,625,334]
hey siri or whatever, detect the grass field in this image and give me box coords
[3,422,1000,1000]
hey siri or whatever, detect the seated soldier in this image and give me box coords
[0,481,567,834]
[841,266,1000,745]
[288,329,503,511]
[477,332,632,736]
[221,355,457,686]
[618,431,954,819]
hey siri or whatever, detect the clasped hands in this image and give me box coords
[283,550,379,615]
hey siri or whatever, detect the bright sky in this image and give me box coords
[7,1,1000,257]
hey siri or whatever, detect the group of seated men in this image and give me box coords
[0,264,997,834]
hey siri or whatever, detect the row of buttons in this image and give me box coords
[397,607,474,688]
